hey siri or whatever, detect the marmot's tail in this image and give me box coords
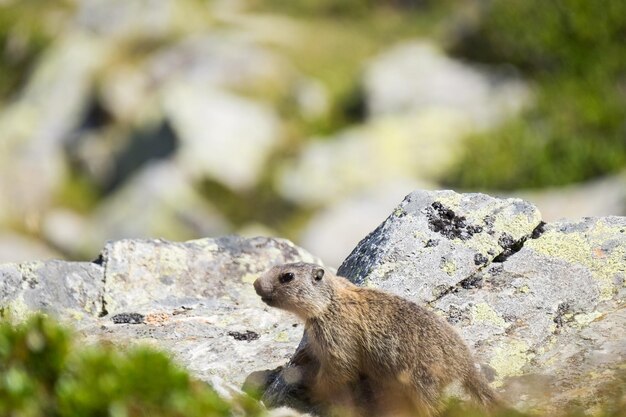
[463,369,505,411]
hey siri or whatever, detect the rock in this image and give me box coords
[88,236,320,388]
[0,34,105,224]
[0,261,104,321]
[76,0,180,37]
[338,190,543,302]
[263,190,626,414]
[41,209,92,259]
[0,235,320,405]
[164,84,282,191]
[0,233,62,263]
[277,111,470,206]
[88,161,230,256]
[299,179,428,268]
[150,34,296,96]
[429,217,626,412]
[363,41,530,126]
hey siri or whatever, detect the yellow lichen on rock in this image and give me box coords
[275,331,290,342]
[441,259,457,276]
[527,221,626,301]
[489,339,532,387]
[471,302,507,327]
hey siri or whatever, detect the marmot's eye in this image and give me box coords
[279,272,294,284]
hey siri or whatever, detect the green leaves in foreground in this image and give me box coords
[0,315,262,417]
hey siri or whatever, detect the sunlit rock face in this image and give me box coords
[0,235,320,409]
[263,190,626,415]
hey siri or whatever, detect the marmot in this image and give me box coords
[254,262,502,417]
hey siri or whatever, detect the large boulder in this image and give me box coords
[363,41,529,126]
[0,260,104,321]
[263,190,626,414]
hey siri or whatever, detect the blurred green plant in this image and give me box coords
[445,0,626,190]
[0,314,264,417]
[0,0,73,104]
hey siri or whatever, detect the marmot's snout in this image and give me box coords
[253,276,274,305]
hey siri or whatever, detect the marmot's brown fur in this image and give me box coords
[254,262,502,417]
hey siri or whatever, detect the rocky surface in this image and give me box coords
[0,235,320,415]
[263,190,626,414]
[299,179,427,268]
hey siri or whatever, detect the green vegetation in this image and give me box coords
[444,0,626,190]
[0,315,264,417]
[0,0,73,105]
[0,314,625,416]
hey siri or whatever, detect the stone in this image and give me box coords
[299,180,427,268]
[164,84,282,191]
[76,0,179,37]
[150,34,295,96]
[0,235,320,413]
[431,216,626,412]
[86,236,321,389]
[363,41,529,126]
[263,190,626,414]
[0,34,105,224]
[89,161,230,257]
[0,261,104,321]
[338,190,543,302]
[514,171,626,221]
[277,111,470,206]
[41,209,92,259]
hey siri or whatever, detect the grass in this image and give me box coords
[443,0,626,190]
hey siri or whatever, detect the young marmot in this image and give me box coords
[254,262,501,417]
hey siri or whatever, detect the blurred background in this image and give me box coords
[0,0,625,267]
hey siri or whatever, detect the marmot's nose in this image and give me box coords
[253,278,267,296]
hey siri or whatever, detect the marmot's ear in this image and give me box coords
[314,268,324,281]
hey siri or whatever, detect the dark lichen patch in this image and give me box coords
[531,221,547,239]
[459,274,483,289]
[424,202,483,241]
[425,239,439,248]
[492,232,526,262]
[498,233,516,249]
[228,330,260,342]
[446,305,469,325]
[474,253,489,266]
[553,302,573,333]
[111,312,144,324]
[489,264,504,275]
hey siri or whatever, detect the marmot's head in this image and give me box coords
[253,262,332,319]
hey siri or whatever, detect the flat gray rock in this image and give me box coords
[0,236,320,416]
[88,236,320,390]
[0,261,104,320]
